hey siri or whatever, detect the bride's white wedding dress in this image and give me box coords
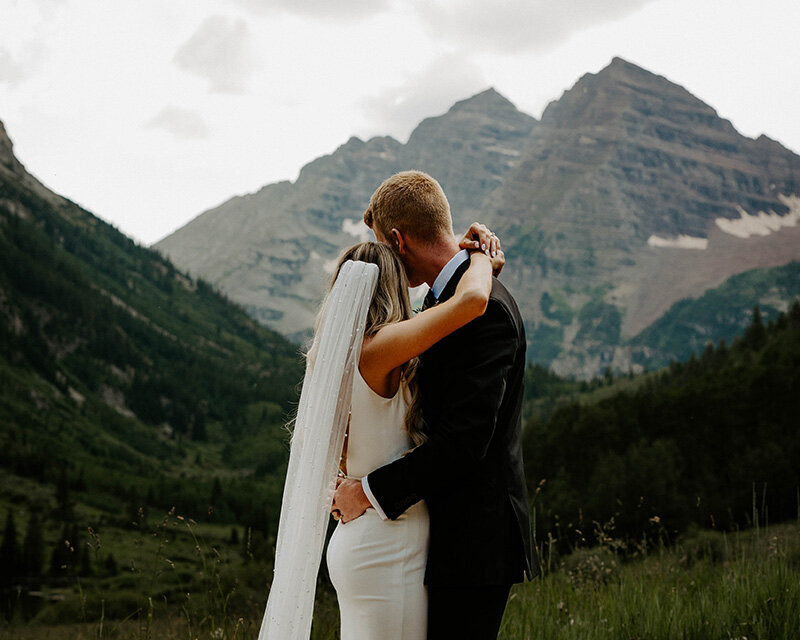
[326,366,429,640]
[257,261,426,640]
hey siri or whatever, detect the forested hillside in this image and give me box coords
[0,120,304,624]
[631,261,800,367]
[0,135,303,483]
[524,302,800,548]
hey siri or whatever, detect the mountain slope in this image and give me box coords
[0,118,303,503]
[154,58,800,376]
[154,89,537,340]
[630,261,800,367]
[491,57,800,375]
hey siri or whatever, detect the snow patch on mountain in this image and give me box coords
[715,194,800,239]
[647,234,709,250]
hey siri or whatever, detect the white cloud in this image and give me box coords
[358,54,488,140]
[2,0,799,248]
[173,15,255,93]
[412,0,657,53]
[146,106,211,140]
[0,48,24,84]
[0,42,45,86]
[233,0,389,20]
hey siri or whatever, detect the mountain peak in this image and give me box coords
[607,56,646,72]
[593,56,678,89]
[541,57,720,129]
[449,87,518,114]
[406,86,535,144]
[754,133,796,155]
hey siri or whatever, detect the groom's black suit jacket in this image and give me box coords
[367,261,541,586]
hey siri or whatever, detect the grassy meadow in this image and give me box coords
[2,508,797,640]
[501,522,799,640]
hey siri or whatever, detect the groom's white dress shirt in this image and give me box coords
[361,249,470,520]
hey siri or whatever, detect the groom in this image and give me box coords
[333,170,540,639]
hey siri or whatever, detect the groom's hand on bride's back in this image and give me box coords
[332,478,371,523]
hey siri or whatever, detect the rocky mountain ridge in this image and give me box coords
[155,58,800,376]
[488,57,800,375]
[154,89,537,340]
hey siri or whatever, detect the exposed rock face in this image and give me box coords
[488,57,800,376]
[0,121,21,174]
[155,59,800,376]
[154,89,537,341]
[497,57,799,262]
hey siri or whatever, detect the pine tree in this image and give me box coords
[789,299,800,329]
[21,511,44,584]
[55,467,73,522]
[74,468,87,492]
[743,306,767,350]
[49,524,73,577]
[0,510,21,585]
[194,411,207,441]
[700,342,715,366]
[775,310,788,331]
[210,478,222,508]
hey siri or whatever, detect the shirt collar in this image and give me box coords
[430,249,470,300]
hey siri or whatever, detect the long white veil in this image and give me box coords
[258,259,379,640]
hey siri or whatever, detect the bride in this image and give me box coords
[258,231,502,640]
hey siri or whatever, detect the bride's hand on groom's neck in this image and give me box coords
[458,222,504,276]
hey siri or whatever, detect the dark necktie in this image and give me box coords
[422,289,437,311]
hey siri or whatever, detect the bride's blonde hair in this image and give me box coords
[315,241,425,446]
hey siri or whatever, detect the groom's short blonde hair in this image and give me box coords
[364,170,453,244]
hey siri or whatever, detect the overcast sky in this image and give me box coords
[2,0,798,246]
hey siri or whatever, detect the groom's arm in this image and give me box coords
[363,297,519,520]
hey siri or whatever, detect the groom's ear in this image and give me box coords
[390,228,407,254]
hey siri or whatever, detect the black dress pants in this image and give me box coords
[427,583,512,640]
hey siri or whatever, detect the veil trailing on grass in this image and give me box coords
[258,260,379,640]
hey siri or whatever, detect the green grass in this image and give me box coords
[3,519,797,640]
[501,523,800,639]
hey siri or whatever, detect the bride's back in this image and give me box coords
[345,365,411,478]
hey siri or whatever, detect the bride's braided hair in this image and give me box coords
[321,241,426,447]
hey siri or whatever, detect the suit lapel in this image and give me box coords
[420,257,471,371]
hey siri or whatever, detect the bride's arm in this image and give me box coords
[360,251,497,380]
